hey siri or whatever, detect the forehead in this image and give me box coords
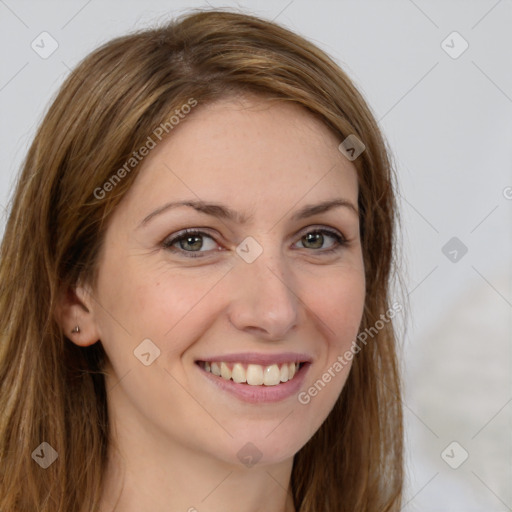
[120,95,359,222]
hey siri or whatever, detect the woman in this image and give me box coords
[0,9,403,512]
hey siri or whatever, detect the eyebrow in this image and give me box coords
[139,198,359,227]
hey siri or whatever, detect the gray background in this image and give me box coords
[1,0,511,509]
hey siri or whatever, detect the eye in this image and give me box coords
[162,229,220,258]
[162,226,347,259]
[294,228,347,253]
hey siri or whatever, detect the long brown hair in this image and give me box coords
[0,9,403,511]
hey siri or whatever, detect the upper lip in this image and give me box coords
[196,352,312,366]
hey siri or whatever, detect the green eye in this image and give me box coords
[163,230,218,258]
[163,227,347,259]
[295,229,347,252]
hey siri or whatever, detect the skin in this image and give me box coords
[57,94,366,512]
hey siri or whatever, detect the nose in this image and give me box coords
[227,249,299,340]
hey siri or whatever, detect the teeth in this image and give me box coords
[246,364,264,385]
[263,364,280,386]
[202,361,301,386]
[280,364,289,383]
[220,362,231,380]
[211,362,221,376]
[232,363,246,383]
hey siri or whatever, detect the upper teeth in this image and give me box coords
[203,362,299,386]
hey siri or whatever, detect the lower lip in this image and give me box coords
[197,363,310,404]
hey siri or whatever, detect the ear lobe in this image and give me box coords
[54,283,100,347]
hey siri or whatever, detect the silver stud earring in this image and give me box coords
[71,325,80,334]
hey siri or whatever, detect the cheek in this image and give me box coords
[294,295,365,444]
[141,268,231,340]
[96,258,229,358]
[296,265,365,415]
[310,266,366,349]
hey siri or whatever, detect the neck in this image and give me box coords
[99,437,295,512]
[98,386,296,512]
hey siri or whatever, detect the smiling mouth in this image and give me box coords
[197,361,305,386]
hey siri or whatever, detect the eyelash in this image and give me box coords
[162,227,348,259]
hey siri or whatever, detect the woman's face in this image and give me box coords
[87,95,365,467]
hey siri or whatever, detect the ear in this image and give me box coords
[54,282,101,347]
